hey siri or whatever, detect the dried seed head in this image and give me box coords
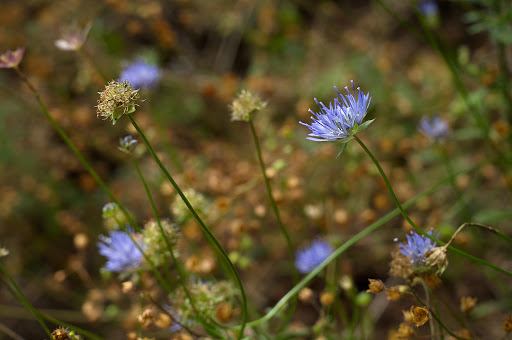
[154,313,172,329]
[229,89,267,122]
[397,323,414,338]
[320,291,335,307]
[386,286,402,301]
[460,296,478,313]
[425,246,448,275]
[389,250,413,279]
[503,315,512,333]
[138,308,155,329]
[366,279,385,294]
[411,306,429,327]
[298,287,314,303]
[423,272,442,289]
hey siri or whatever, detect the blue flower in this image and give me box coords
[300,81,372,142]
[295,239,333,274]
[397,229,438,266]
[118,135,138,153]
[119,60,161,89]
[418,0,438,17]
[418,116,450,140]
[98,227,145,272]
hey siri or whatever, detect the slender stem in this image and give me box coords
[128,115,247,339]
[0,263,52,337]
[354,135,512,277]
[248,119,298,322]
[130,153,222,336]
[236,164,474,329]
[419,278,437,340]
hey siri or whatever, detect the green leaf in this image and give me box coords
[336,142,347,158]
[356,118,375,133]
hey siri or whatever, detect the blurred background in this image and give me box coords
[0,0,511,339]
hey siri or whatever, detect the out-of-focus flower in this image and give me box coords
[295,239,333,274]
[55,23,91,51]
[142,219,180,267]
[229,89,267,122]
[171,189,208,223]
[0,247,9,258]
[102,202,120,218]
[418,116,450,141]
[418,0,439,17]
[119,60,161,90]
[119,135,138,153]
[0,48,25,68]
[367,279,385,293]
[97,227,145,272]
[397,229,438,266]
[300,81,372,142]
[96,80,140,125]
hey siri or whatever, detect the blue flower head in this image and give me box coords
[397,229,438,266]
[419,0,439,17]
[300,81,372,142]
[119,60,161,90]
[98,227,145,272]
[119,135,138,153]
[295,239,333,274]
[418,116,450,141]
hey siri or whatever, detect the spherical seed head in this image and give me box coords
[51,327,68,340]
[96,80,140,125]
[411,306,429,327]
[229,89,267,122]
[460,296,477,313]
[142,219,180,267]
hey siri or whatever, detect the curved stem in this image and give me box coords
[128,115,247,339]
[236,164,473,329]
[354,135,512,277]
[0,264,52,338]
[130,153,222,337]
[248,119,298,322]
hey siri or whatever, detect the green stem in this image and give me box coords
[354,135,512,277]
[248,119,298,322]
[130,153,222,337]
[0,263,52,338]
[128,114,247,339]
[236,164,474,329]
[419,278,437,339]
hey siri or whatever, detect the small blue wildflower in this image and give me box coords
[418,0,439,17]
[102,202,120,218]
[418,116,450,141]
[295,239,333,274]
[119,60,161,90]
[397,229,438,266]
[118,135,138,153]
[98,227,145,272]
[300,81,372,142]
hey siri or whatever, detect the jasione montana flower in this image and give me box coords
[300,81,372,142]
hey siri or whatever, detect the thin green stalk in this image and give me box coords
[248,119,298,322]
[354,135,512,277]
[236,164,475,329]
[130,153,223,337]
[0,263,52,338]
[419,278,437,340]
[128,115,247,339]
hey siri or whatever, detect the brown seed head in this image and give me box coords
[411,306,429,327]
[386,286,402,301]
[320,291,335,307]
[367,279,385,294]
[397,323,414,338]
[426,246,448,275]
[503,315,512,333]
[52,327,69,340]
[298,287,314,303]
[460,296,477,313]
